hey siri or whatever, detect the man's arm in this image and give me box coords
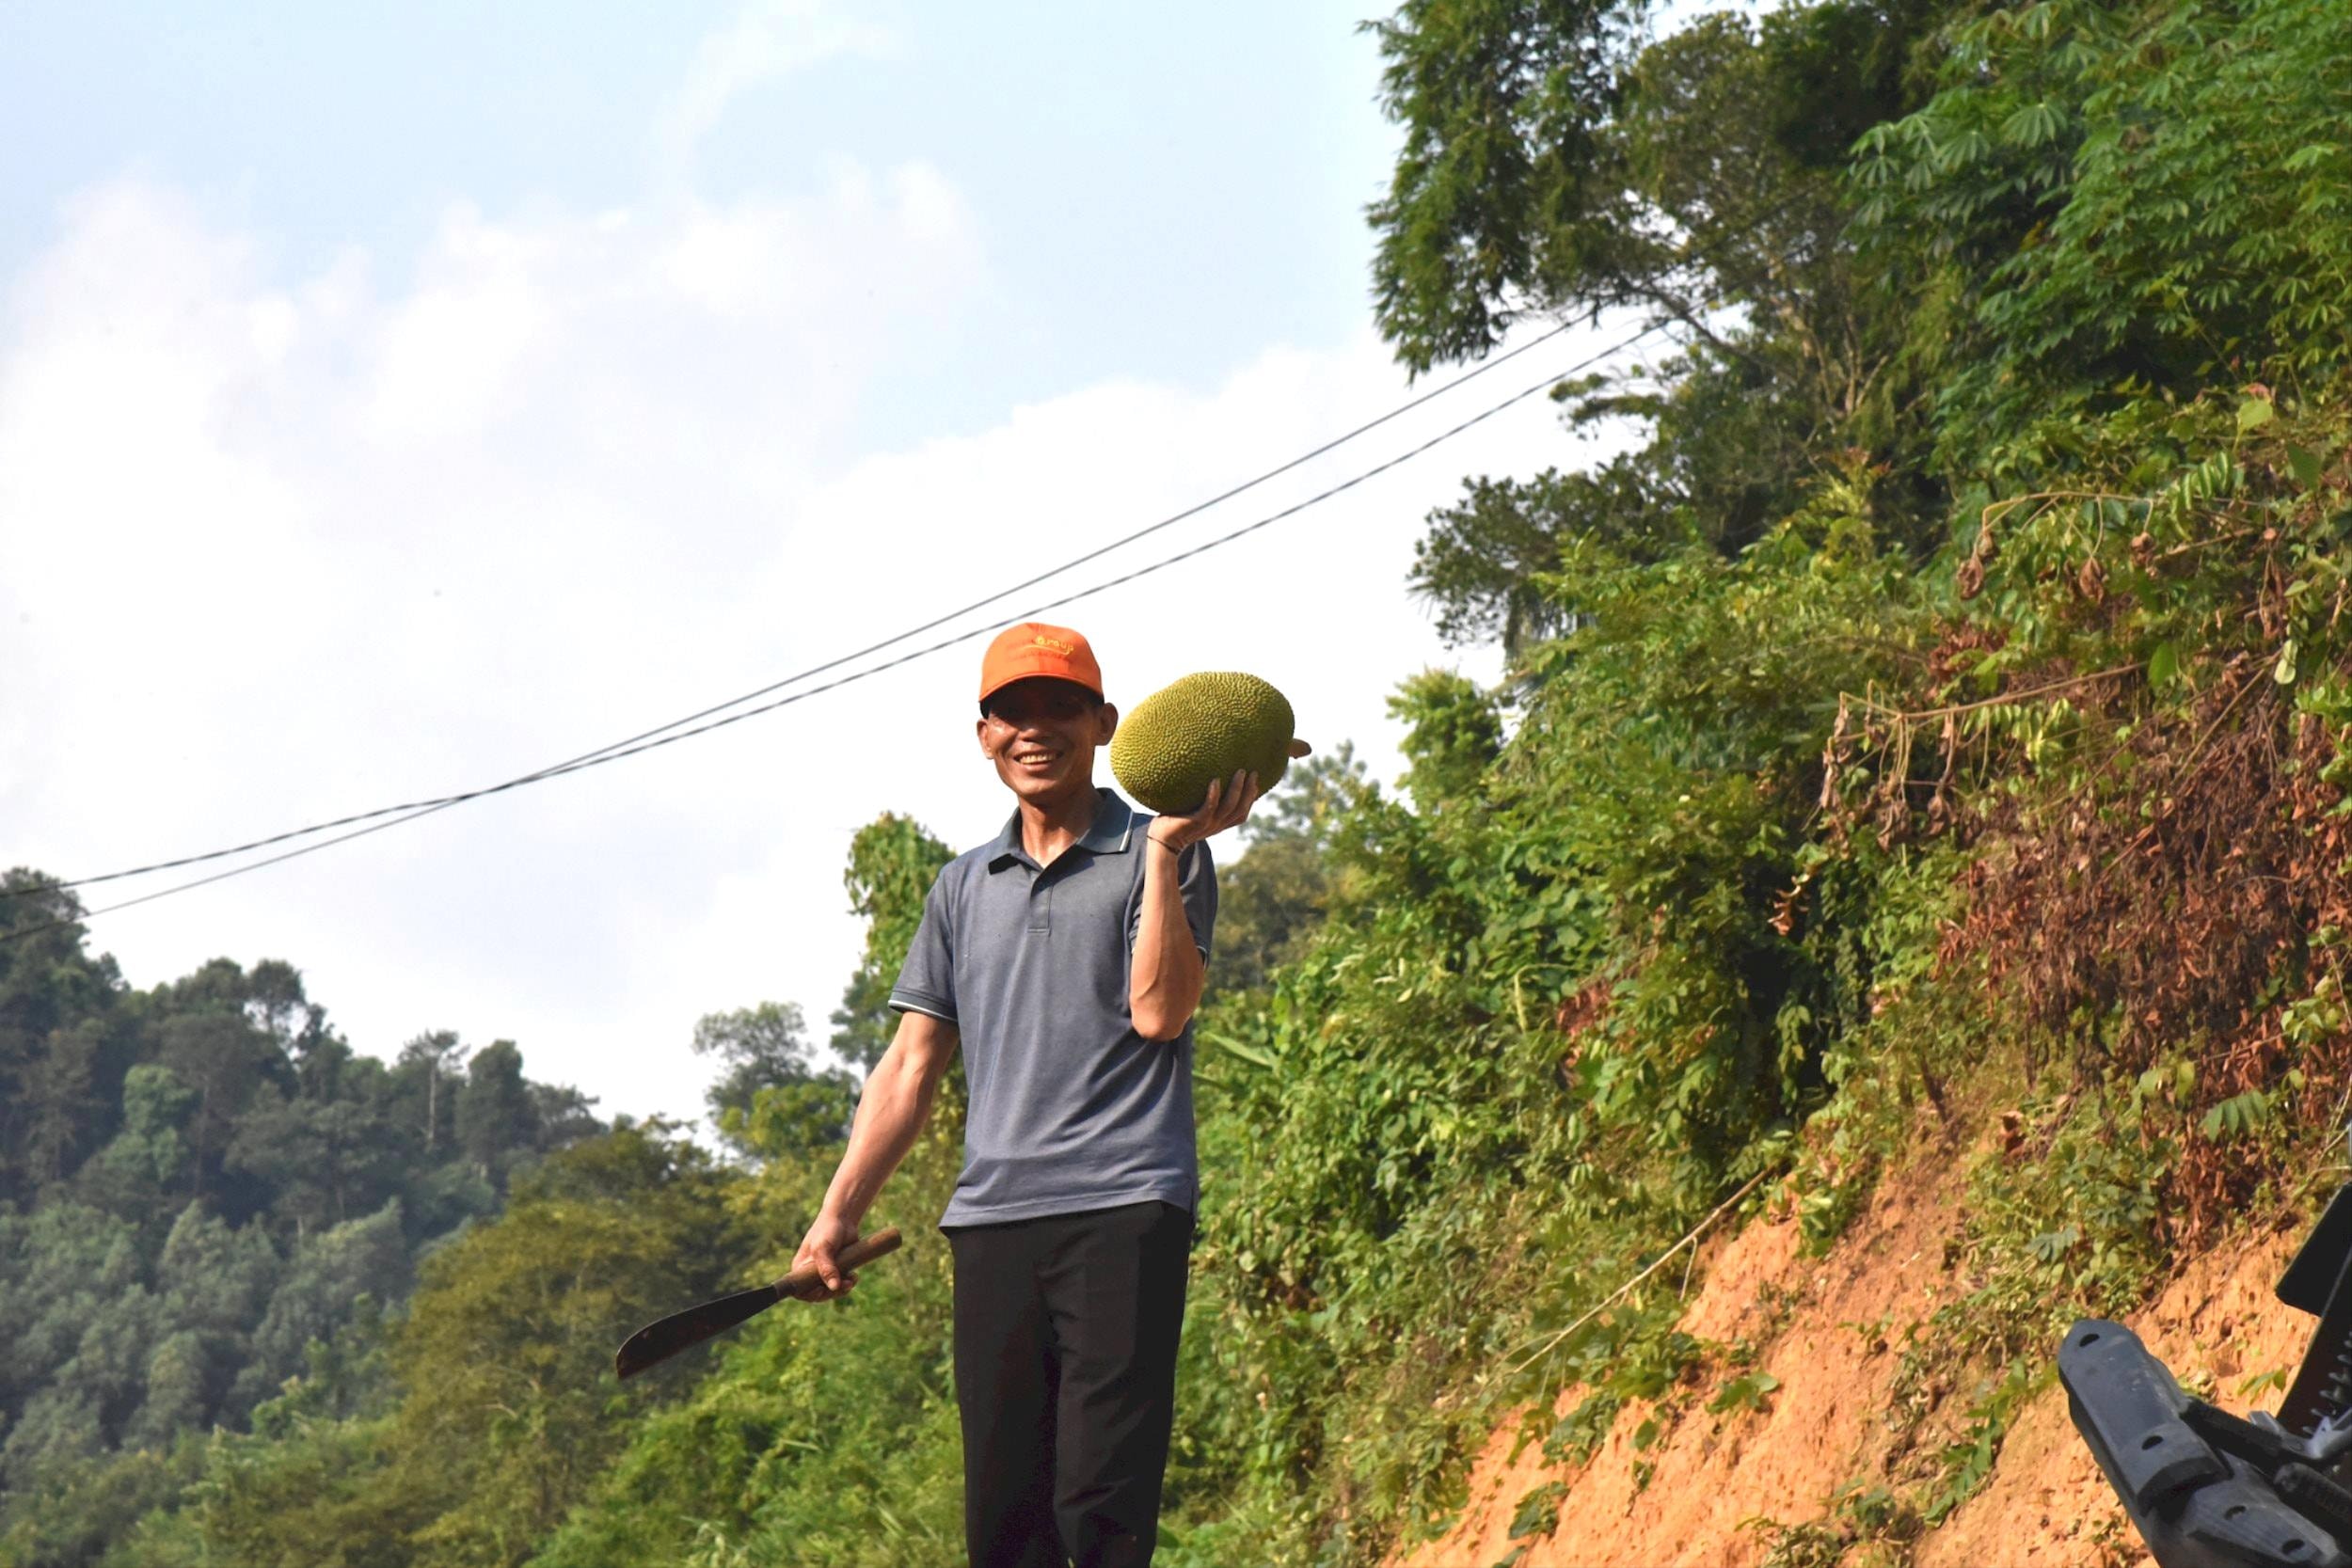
[1132,770,1255,1041]
[791,1007,960,1297]
[1131,838,1206,1041]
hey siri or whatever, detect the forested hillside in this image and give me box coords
[8,0,2350,1561]
[0,876,609,1561]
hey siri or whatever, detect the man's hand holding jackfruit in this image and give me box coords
[1145,769,1261,853]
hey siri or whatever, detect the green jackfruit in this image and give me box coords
[1111,672,1298,816]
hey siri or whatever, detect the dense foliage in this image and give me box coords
[8,0,2351,1561]
[0,882,604,1564]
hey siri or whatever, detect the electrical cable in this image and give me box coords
[5,312,1681,943]
[9,317,1594,905]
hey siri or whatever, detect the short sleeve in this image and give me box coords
[1182,840,1217,960]
[1128,836,1216,959]
[888,872,959,1022]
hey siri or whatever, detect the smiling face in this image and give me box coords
[977,677,1119,808]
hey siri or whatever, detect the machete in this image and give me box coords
[614,1227,904,1380]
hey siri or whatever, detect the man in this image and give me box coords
[792,621,1264,1568]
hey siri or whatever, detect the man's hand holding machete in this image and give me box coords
[790,1006,960,1300]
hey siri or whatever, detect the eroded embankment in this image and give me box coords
[1389,1127,2311,1568]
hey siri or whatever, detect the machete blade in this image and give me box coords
[614,1282,784,1380]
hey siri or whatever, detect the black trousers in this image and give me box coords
[947,1199,1194,1568]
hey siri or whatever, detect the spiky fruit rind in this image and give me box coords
[1111,672,1295,816]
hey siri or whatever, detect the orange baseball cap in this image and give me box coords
[979,622,1104,706]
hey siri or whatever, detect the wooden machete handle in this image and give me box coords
[774,1227,902,1300]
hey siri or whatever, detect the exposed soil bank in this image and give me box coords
[1389,1132,2310,1568]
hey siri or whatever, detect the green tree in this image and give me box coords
[525,1082,601,1151]
[0,1203,143,1424]
[1852,0,2352,473]
[1365,0,1648,371]
[1369,0,1959,602]
[1369,0,1943,381]
[0,872,123,1206]
[691,1002,857,1158]
[193,1125,744,1567]
[0,1386,106,1494]
[153,1206,277,1342]
[827,813,956,1070]
[121,1331,217,1453]
[288,1021,358,1101]
[190,1411,416,1568]
[95,1064,198,1198]
[230,1201,409,1415]
[395,1030,469,1156]
[14,1019,119,1193]
[692,1002,815,1122]
[1210,747,1369,998]
[0,1441,205,1568]
[1389,670,1504,807]
[229,1086,401,1237]
[1411,468,1616,656]
[384,1125,742,1565]
[154,1011,276,1204]
[454,1040,534,1188]
[238,959,311,1048]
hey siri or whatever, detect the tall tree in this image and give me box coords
[1390,671,1505,808]
[395,1031,469,1155]
[1370,0,1942,385]
[827,814,955,1071]
[0,872,122,1203]
[453,1040,533,1188]
[240,959,310,1047]
[155,1012,275,1203]
[691,1003,856,1157]
[16,1020,113,1189]
[1369,0,1958,626]
[94,1064,197,1200]
[526,1082,602,1151]
[229,1087,399,1236]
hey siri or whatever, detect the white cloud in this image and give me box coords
[657,0,898,174]
[0,169,1616,1135]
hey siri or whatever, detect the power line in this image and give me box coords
[6,313,1677,943]
[10,317,1588,906]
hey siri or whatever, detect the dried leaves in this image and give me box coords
[1820,575,2352,1239]
[1851,651,2348,1239]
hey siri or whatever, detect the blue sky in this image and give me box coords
[1,1,1632,1128]
[4,2,1396,441]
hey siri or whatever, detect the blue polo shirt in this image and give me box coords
[889,787,1216,1227]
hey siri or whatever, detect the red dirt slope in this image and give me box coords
[1389,1141,2310,1568]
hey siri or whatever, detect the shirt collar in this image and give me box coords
[1078,788,1136,853]
[986,787,1135,870]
